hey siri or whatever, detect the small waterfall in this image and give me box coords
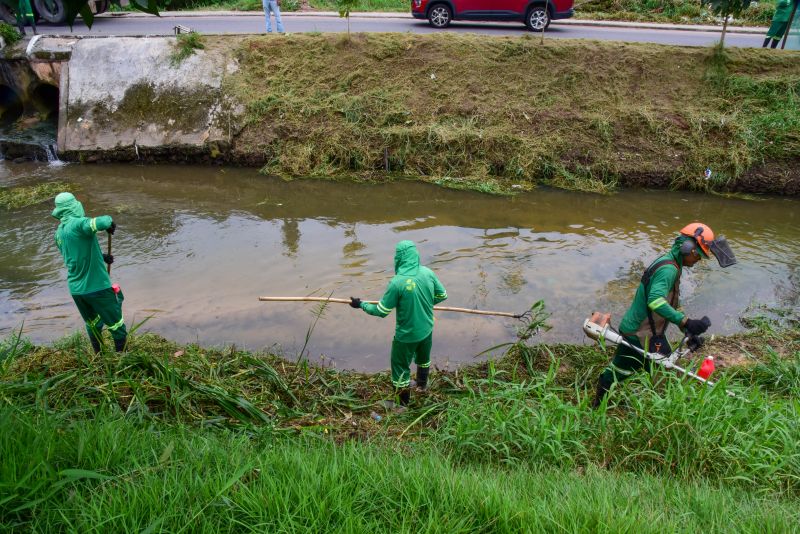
[44,143,64,166]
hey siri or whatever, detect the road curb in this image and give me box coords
[99,10,767,34]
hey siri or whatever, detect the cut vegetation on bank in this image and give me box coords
[219,34,800,194]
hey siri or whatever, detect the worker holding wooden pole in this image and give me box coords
[349,240,447,410]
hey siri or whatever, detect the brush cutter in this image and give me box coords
[583,314,736,397]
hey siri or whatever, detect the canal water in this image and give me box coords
[1,162,798,371]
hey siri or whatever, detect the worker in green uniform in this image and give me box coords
[350,240,448,408]
[52,192,127,353]
[763,0,795,48]
[593,223,736,407]
[15,0,37,35]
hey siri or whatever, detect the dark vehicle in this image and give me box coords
[0,0,113,25]
[411,0,574,31]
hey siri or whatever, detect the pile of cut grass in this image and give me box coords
[221,34,800,194]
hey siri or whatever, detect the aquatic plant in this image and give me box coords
[0,182,73,210]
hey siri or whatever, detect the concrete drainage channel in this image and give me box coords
[0,34,233,163]
[0,36,67,161]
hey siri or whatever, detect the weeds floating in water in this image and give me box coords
[0,182,74,210]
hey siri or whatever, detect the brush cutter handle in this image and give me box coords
[106,232,112,275]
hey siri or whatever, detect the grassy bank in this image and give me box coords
[3,408,800,532]
[2,313,799,529]
[218,34,800,195]
[577,0,776,27]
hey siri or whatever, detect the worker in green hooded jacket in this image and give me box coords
[763,0,796,48]
[15,0,37,36]
[593,223,736,407]
[350,240,448,407]
[52,192,127,353]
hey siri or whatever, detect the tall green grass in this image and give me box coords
[2,322,800,496]
[2,407,799,532]
[434,363,800,494]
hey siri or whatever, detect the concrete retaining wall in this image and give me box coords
[57,37,238,160]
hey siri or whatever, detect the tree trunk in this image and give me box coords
[720,13,729,47]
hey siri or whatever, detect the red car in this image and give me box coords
[411,0,574,31]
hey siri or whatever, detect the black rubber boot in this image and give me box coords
[114,336,127,353]
[592,380,609,409]
[416,366,429,391]
[771,39,780,49]
[397,388,410,407]
[88,334,102,354]
[763,37,772,48]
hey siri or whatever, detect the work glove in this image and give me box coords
[687,335,705,352]
[103,254,114,265]
[349,297,362,309]
[684,316,711,336]
[107,222,116,235]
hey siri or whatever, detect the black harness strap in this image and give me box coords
[641,259,680,338]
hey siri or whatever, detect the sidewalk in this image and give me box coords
[101,10,766,34]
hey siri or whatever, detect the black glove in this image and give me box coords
[107,222,116,235]
[687,335,705,352]
[103,254,114,265]
[349,297,362,309]
[684,316,711,336]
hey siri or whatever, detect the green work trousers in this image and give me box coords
[390,333,432,388]
[72,287,127,343]
[598,335,651,390]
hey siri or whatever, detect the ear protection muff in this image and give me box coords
[680,238,698,256]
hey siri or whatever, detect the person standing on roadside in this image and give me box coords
[350,240,448,409]
[16,0,37,36]
[263,0,285,34]
[763,0,795,48]
[52,192,127,353]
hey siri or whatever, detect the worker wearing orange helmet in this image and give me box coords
[593,223,736,407]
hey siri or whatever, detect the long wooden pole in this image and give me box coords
[781,0,799,49]
[258,296,523,318]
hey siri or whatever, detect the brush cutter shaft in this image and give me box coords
[258,296,521,318]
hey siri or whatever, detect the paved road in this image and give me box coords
[42,13,764,48]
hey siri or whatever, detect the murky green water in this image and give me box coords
[1,162,798,371]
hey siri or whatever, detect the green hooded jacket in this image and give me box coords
[618,237,696,340]
[52,192,114,296]
[773,0,794,24]
[361,241,448,343]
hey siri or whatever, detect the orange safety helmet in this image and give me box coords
[679,222,737,268]
[680,222,714,257]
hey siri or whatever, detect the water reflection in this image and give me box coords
[1,162,798,371]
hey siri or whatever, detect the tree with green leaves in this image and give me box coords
[701,0,753,46]
[336,0,359,39]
